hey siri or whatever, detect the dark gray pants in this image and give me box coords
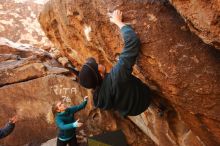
[57,136,78,146]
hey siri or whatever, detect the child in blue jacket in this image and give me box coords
[52,96,88,146]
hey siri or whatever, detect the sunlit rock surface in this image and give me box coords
[39,0,220,146]
[0,0,52,49]
[169,0,220,49]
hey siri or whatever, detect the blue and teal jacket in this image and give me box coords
[55,100,87,141]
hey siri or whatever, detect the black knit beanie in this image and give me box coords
[78,57,101,89]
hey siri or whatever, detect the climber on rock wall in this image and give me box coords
[52,96,88,146]
[0,115,17,139]
[78,10,152,117]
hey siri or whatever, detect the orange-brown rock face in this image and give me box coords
[39,0,220,146]
[0,0,52,49]
[169,0,220,49]
[0,38,72,146]
[0,39,154,146]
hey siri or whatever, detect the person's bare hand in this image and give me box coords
[110,10,122,24]
[84,96,88,101]
[9,115,17,124]
[109,10,125,29]
[77,122,83,128]
[75,119,83,128]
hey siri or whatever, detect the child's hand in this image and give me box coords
[109,10,125,29]
[84,96,88,101]
[77,122,83,128]
[74,119,83,128]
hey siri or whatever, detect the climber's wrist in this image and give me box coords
[115,21,126,29]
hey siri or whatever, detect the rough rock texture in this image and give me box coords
[0,0,51,49]
[39,0,220,146]
[0,39,154,146]
[0,38,71,146]
[169,0,220,49]
[0,38,66,87]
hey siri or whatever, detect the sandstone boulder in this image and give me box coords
[0,0,51,49]
[169,0,220,49]
[0,37,68,87]
[39,1,220,146]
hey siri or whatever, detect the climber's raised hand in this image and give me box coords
[109,10,126,29]
[9,115,18,124]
